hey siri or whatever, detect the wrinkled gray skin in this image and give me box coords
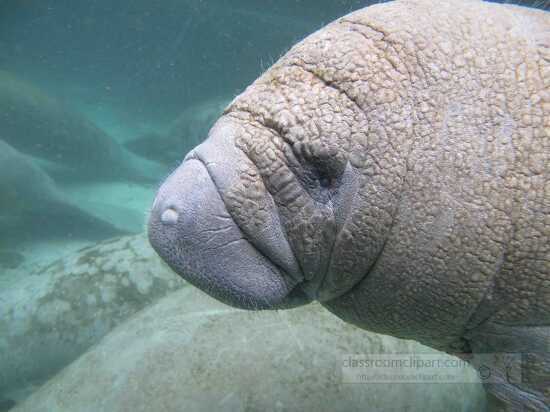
[149,1,550,410]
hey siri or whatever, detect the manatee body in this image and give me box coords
[0,234,186,404]
[12,287,485,412]
[148,1,549,410]
[0,71,163,183]
[0,139,126,245]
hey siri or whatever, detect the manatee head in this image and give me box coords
[149,116,314,310]
[147,43,395,311]
[149,5,401,312]
[148,79,377,311]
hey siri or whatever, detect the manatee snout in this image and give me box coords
[148,120,310,310]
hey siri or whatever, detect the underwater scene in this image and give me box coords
[1,1,549,411]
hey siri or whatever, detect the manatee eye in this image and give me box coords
[320,176,331,188]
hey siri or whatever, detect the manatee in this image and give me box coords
[0,234,186,404]
[12,287,486,412]
[124,97,229,166]
[0,139,129,245]
[148,1,550,410]
[0,71,164,183]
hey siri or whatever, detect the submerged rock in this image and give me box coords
[0,139,128,245]
[0,70,164,184]
[14,287,486,412]
[0,234,186,403]
[125,97,229,166]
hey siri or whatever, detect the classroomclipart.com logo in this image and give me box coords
[341,353,523,384]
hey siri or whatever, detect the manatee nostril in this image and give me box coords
[160,207,179,225]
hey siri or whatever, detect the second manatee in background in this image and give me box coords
[0,139,127,246]
[0,70,165,184]
[124,97,229,166]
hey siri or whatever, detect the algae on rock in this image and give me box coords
[0,233,186,403]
